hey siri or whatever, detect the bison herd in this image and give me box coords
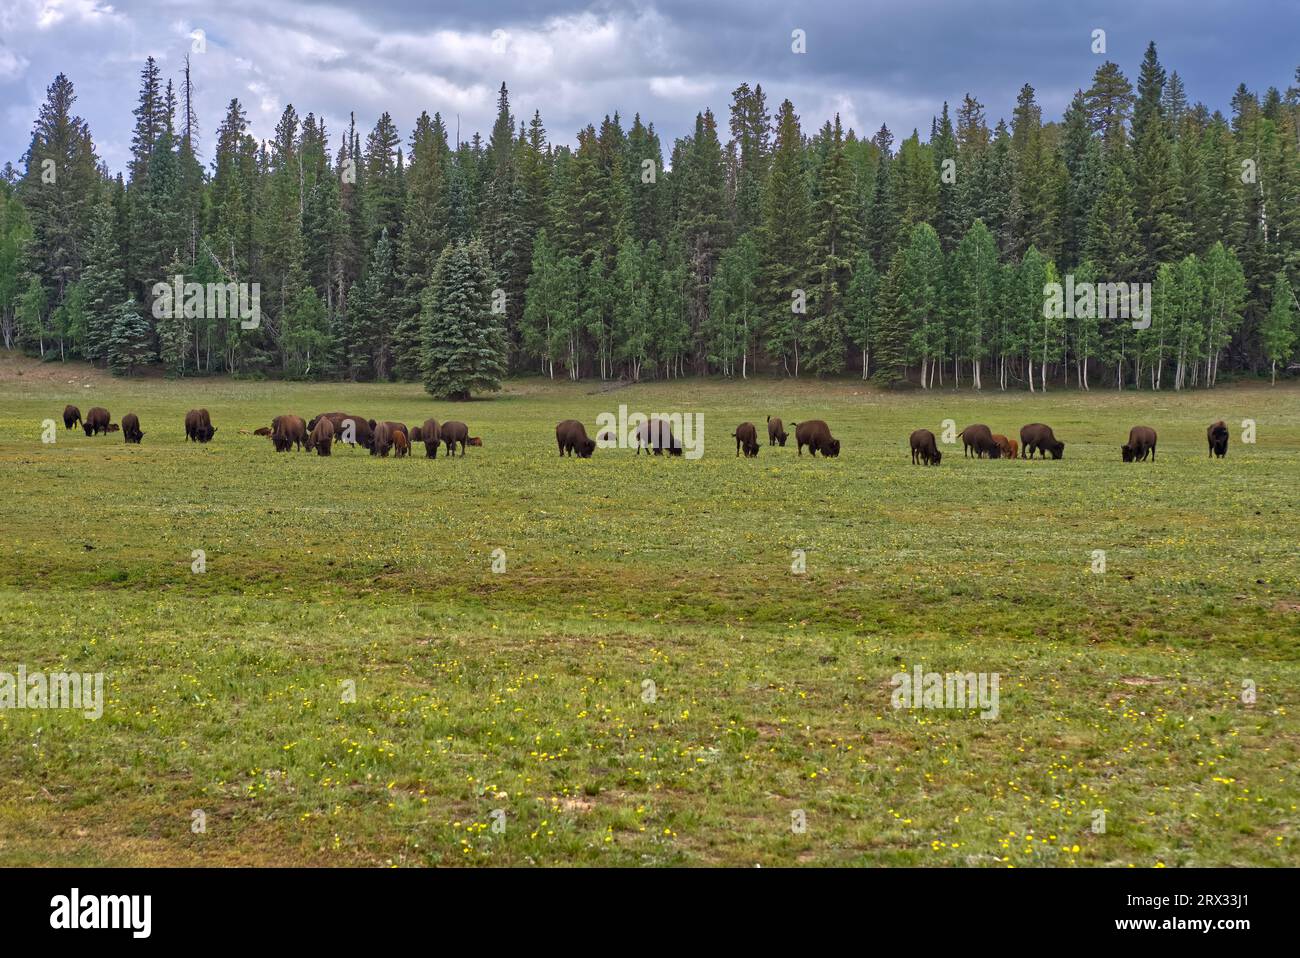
[53,404,1240,464]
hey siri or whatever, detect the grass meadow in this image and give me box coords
[0,354,1297,866]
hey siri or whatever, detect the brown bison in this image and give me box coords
[1020,423,1064,459]
[253,426,272,437]
[733,422,760,457]
[63,405,81,430]
[958,424,1001,459]
[909,428,942,466]
[271,415,307,452]
[121,413,144,444]
[793,420,840,457]
[1122,426,1157,462]
[634,418,683,456]
[370,421,397,457]
[991,434,1017,459]
[440,421,480,457]
[767,416,788,447]
[308,413,372,450]
[392,430,410,458]
[410,425,423,443]
[185,409,216,442]
[306,415,334,456]
[419,419,441,458]
[82,407,111,436]
[556,420,596,458]
[1207,420,1229,458]
[106,423,120,432]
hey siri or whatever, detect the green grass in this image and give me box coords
[0,355,1297,866]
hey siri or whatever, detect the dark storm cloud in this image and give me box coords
[0,0,1295,174]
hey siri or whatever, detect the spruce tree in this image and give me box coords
[421,238,507,400]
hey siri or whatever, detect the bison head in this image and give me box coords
[1049,440,1064,459]
[824,439,841,457]
[1121,445,1134,462]
[468,437,483,447]
[578,437,596,458]
[931,449,942,466]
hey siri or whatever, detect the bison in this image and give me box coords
[909,428,942,466]
[958,424,1001,459]
[1122,426,1157,462]
[991,434,1016,460]
[419,419,441,458]
[1020,423,1064,459]
[63,405,82,430]
[767,416,788,447]
[556,420,596,458]
[253,426,272,437]
[83,407,111,436]
[1207,420,1229,458]
[793,420,840,457]
[634,418,683,456]
[121,413,144,444]
[306,415,334,456]
[392,430,410,458]
[271,415,307,452]
[440,421,480,457]
[307,413,372,450]
[185,409,216,443]
[733,422,760,457]
[370,421,397,457]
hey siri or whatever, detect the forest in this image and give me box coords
[0,42,1297,396]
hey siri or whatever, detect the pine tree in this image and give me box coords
[759,99,812,374]
[421,238,507,400]
[107,297,153,375]
[806,115,863,375]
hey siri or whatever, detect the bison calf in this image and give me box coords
[556,420,596,458]
[733,422,759,457]
[1122,426,1157,462]
[392,431,410,458]
[909,429,942,465]
[793,420,840,457]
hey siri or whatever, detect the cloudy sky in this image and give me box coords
[1,0,1296,174]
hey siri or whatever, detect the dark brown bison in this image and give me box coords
[308,413,372,450]
[419,419,441,458]
[63,405,81,430]
[440,421,481,457]
[106,423,120,432]
[556,420,596,457]
[1207,420,1229,458]
[121,413,144,444]
[253,426,272,437]
[958,424,1001,459]
[991,434,1016,459]
[1020,423,1064,459]
[733,422,760,457]
[370,421,397,457]
[306,415,334,456]
[410,425,423,443]
[634,418,683,456]
[1122,426,1157,462]
[767,416,788,447]
[793,420,840,457]
[909,428,942,466]
[185,408,216,442]
[392,430,410,458]
[271,415,307,452]
[82,407,111,436]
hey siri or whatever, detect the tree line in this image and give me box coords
[1,43,1297,395]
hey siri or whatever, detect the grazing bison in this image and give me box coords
[909,428,942,466]
[793,420,841,457]
[1122,426,1157,462]
[733,422,760,457]
[392,430,410,458]
[958,424,1001,459]
[82,407,111,436]
[556,420,596,458]
[308,413,372,450]
[370,421,397,457]
[1020,423,1064,459]
[634,418,683,456]
[419,419,441,458]
[767,416,788,447]
[271,415,307,452]
[440,421,480,457]
[185,409,216,443]
[410,425,423,443]
[121,413,144,444]
[306,415,334,456]
[63,405,81,430]
[991,434,1017,459]
[1207,420,1229,458]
